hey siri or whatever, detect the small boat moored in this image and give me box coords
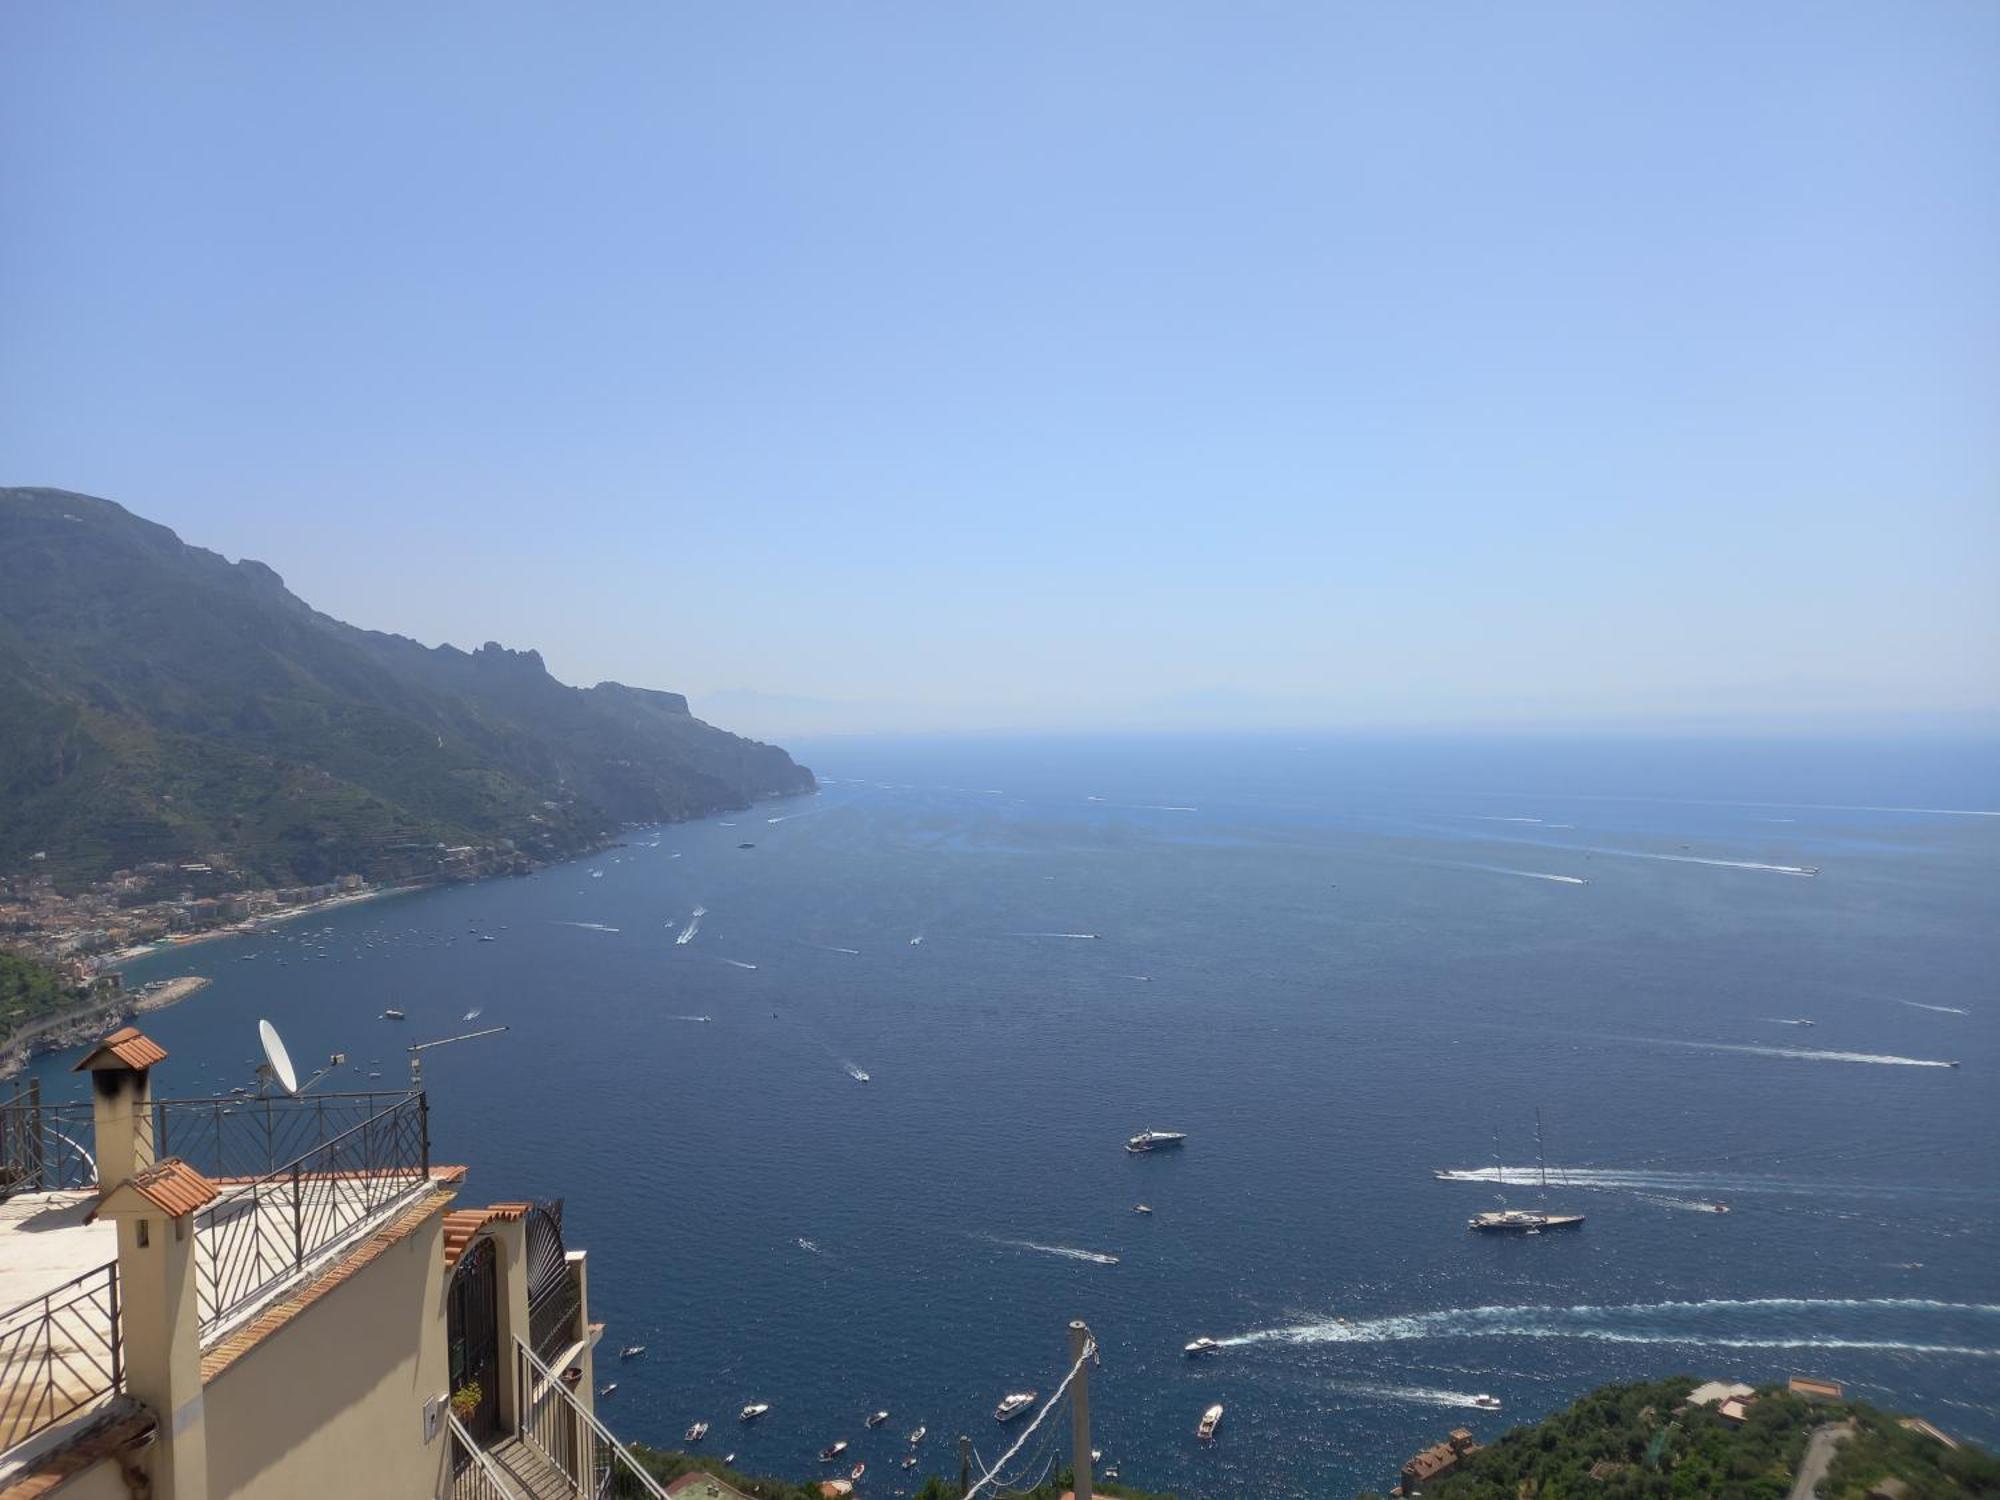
[850,1463,866,1482]
[685,1421,709,1443]
[1197,1403,1224,1442]
[907,1425,927,1446]
[866,1410,890,1428]
[995,1392,1037,1422]
[1133,1204,1153,1215]
[1126,1129,1188,1154]
[739,1404,770,1422]
[819,1441,849,1463]
[619,1345,645,1360]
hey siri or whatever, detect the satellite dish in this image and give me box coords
[259,1019,300,1096]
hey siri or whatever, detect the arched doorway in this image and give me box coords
[447,1235,501,1443]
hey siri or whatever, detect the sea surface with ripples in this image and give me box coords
[49,736,2000,1497]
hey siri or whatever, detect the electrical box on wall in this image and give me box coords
[422,1392,444,1443]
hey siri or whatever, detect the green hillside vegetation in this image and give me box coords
[0,950,88,1038]
[0,488,814,887]
[1377,1376,1998,1500]
[1824,1413,2000,1500]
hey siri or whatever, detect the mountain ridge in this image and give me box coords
[0,486,814,887]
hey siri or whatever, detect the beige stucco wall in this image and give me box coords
[39,1455,130,1500]
[201,1206,450,1500]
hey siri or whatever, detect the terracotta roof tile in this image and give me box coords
[442,1202,534,1267]
[0,1398,156,1499]
[87,1158,219,1221]
[71,1025,168,1073]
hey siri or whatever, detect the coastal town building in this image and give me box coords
[1396,1426,1481,1494]
[0,1025,658,1498]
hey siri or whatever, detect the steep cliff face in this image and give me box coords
[0,487,814,886]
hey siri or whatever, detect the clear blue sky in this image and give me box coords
[4,4,1995,736]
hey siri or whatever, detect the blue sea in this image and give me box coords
[35,735,2000,1497]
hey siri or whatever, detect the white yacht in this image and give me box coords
[1126,1129,1187,1154]
[1197,1404,1224,1441]
[739,1403,770,1422]
[907,1425,927,1446]
[866,1411,889,1428]
[685,1421,709,1443]
[1184,1337,1221,1357]
[994,1392,1036,1422]
[818,1442,849,1463]
[1473,1394,1502,1410]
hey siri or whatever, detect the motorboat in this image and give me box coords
[619,1345,646,1360]
[995,1392,1036,1422]
[901,1455,918,1470]
[1133,1204,1153,1215]
[907,1425,926,1446]
[685,1421,709,1443]
[739,1404,770,1422]
[1184,1337,1221,1357]
[850,1463,866,1482]
[819,1441,849,1463]
[598,1383,617,1397]
[381,1008,406,1021]
[1197,1403,1224,1441]
[866,1410,890,1428]
[1473,1394,1502,1410]
[1126,1129,1187,1154]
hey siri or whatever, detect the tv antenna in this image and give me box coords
[256,1018,345,1096]
[407,1025,509,1086]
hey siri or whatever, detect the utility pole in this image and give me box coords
[958,1433,972,1496]
[1070,1320,1093,1500]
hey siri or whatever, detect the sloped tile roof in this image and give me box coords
[71,1025,168,1073]
[442,1202,533,1267]
[87,1158,219,1221]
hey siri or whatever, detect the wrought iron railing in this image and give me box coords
[0,1261,120,1455]
[444,1410,519,1500]
[155,1091,421,1183]
[529,1258,584,1367]
[515,1336,667,1499]
[0,1082,96,1198]
[193,1091,430,1338]
[0,1086,425,1201]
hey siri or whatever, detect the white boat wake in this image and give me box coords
[667,1015,712,1023]
[1223,1298,2000,1358]
[1325,1382,1495,1410]
[555,921,621,933]
[983,1237,1120,1267]
[675,913,703,945]
[1898,1000,1971,1015]
[1009,932,1102,940]
[796,1238,821,1254]
[723,959,758,970]
[1426,860,1586,885]
[1430,1166,1959,1200]
[1614,1036,1958,1068]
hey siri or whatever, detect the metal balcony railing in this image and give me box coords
[444,1410,520,1500]
[0,1261,121,1455]
[155,1090,422,1182]
[0,1084,426,1202]
[0,1082,96,1199]
[515,1336,667,1499]
[193,1091,430,1338]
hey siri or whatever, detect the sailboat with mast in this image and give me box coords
[1469,1109,1584,1234]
